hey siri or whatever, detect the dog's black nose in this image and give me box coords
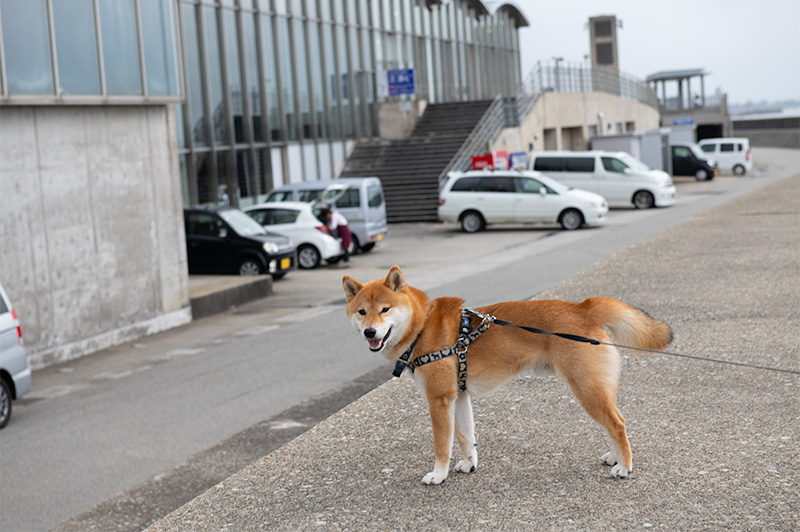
[364,328,377,339]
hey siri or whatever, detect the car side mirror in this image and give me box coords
[218,228,228,238]
[539,187,547,196]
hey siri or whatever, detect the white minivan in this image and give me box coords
[698,138,752,176]
[265,177,388,252]
[529,151,677,209]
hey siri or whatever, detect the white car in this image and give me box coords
[438,170,608,232]
[0,282,31,429]
[699,137,752,176]
[244,202,344,268]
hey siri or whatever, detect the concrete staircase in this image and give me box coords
[340,100,498,223]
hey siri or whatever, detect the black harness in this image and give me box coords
[391,308,494,392]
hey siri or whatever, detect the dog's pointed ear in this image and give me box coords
[342,275,362,302]
[384,265,406,292]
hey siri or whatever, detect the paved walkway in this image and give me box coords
[150,171,799,531]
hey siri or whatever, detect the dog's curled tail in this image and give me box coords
[584,297,673,351]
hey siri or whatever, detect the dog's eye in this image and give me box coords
[381,307,391,313]
[358,309,366,316]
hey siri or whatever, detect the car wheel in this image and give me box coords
[349,235,360,255]
[297,245,321,269]
[360,242,376,253]
[733,164,746,176]
[238,258,263,276]
[559,208,584,230]
[460,211,485,233]
[695,168,709,181]
[633,190,655,209]
[0,378,11,429]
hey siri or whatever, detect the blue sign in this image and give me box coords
[673,117,694,126]
[387,69,415,96]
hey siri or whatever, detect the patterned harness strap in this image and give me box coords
[393,308,494,392]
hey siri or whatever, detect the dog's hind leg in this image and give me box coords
[454,391,478,474]
[563,372,633,478]
[422,390,458,485]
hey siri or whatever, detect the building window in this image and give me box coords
[181,3,207,146]
[53,0,101,95]
[0,0,53,94]
[140,0,180,96]
[99,0,143,95]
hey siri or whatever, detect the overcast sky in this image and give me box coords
[514,0,800,105]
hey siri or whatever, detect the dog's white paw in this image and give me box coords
[601,450,617,466]
[455,458,477,474]
[421,471,448,485]
[610,463,631,478]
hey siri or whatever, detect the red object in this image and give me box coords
[471,154,494,170]
[471,151,510,170]
[746,149,750,161]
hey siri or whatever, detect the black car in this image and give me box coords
[184,206,296,277]
[671,143,719,181]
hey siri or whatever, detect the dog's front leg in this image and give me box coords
[422,391,457,485]
[454,391,478,474]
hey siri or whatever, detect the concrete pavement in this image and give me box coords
[148,170,799,529]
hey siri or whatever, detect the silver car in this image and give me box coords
[0,282,31,428]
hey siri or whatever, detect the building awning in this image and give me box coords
[646,69,710,82]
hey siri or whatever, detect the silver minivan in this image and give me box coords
[529,151,677,209]
[0,282,31,429]
[265,177,388,252]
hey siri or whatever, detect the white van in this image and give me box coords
[698,138,752,176]
[265,177,388,252]
[528,151,677,209]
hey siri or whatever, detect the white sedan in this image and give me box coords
[438,170,608,232]
[244,202,344,268]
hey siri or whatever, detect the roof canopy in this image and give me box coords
[646,69,710,82]
[477,1,530,27]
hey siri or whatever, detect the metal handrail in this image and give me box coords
[515,60,659,112]
[438,94,505,181]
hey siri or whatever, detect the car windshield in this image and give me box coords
[219,208,267,236]
[618,154,651,172]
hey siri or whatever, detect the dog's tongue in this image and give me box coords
[368,338,382,349]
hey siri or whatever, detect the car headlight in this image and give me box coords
[263,242,279,254]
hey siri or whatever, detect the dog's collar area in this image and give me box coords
[392,336,420,378]
[391,309,494,391]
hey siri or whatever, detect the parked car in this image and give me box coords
[529,151,677,209]
[671,143,719,181]
[265,177,388,253]
[698,137,752,176]
[438,169,608,232]
[183,206,296,277]
[0,282,31,429]
[244,202,343,269]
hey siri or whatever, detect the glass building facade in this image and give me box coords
[0,0,527,207]
[0,0,181,103]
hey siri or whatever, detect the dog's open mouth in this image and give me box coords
[368,327,392,352]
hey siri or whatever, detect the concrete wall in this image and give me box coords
[493,92,661,154]
[377,100,427,139]
[0,105,191,369]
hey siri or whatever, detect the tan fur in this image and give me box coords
[343,265,672,483]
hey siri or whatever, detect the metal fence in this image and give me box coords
[516,61,659,118]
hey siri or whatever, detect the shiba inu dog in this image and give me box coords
[343,265,672,484]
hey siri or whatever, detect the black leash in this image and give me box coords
[465,309,800,377]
